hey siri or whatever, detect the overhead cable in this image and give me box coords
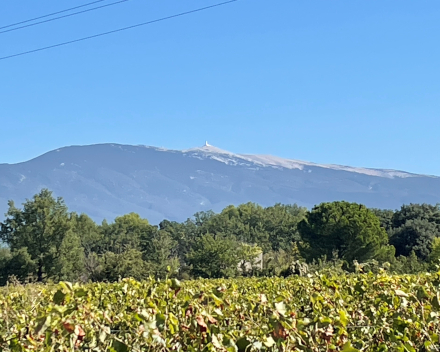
[0,0,239,61]
[0,0,110,30]
[0,0,129,35]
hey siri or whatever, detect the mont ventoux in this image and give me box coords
[0,142,439,225]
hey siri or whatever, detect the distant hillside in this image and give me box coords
[0,143,439,224]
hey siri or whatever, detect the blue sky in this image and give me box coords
[1,0,439,175]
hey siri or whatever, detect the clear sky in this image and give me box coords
[1,0,439,175]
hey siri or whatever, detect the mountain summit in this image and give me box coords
[0,143,439,224]
[183,141,234,155]
[183,143,424,179]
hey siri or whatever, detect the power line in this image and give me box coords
[0,0,129,35]
[0,0,110,30]
[0,0,239,61]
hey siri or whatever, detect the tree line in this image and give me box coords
[0,189,439,285]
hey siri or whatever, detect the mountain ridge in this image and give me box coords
[1,143,439,224]
[4,142,436,178]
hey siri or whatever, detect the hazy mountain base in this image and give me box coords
[1,143,439,224]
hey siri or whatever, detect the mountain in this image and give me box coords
[1,143,439,224]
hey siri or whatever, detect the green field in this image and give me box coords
[1,272,440,351]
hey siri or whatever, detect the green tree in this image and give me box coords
[70,213,102,280]
[93,249,149,282]
[140,228,179,278]
[223,203,269,248]
[428,237,440,267]
[370,208,395,232]
[0,189,79,282]
[0,246,10,283]
[187,234,244,278]
[71,213,102,255]
[0,247,37,285]
[392,203,440,228]
[389,204,440,260]
[263,204,306,251]
[56,231,85,282]
[159,219,196,259]
[389,251,428,274]
[189,204,270,251]
[188,203,306,253]
[100,212,151,253]
[390,219,438,260]
[90,213,157,282]
[158,219,197,279]
[298,201,392,264]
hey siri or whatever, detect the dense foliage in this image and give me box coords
[297,202,393,264]
[2,272,440,351]
[0,189,440,284]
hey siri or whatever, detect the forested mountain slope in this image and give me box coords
[0,143,439,224]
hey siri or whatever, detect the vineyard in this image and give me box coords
[1,272,440,351]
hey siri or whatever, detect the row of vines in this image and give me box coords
[1,271,440,351]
